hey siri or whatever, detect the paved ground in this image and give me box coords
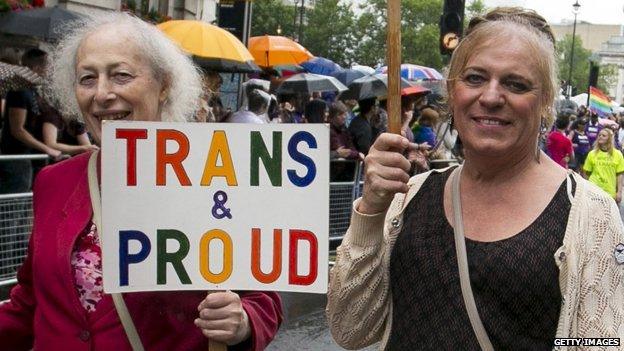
[267,292,377,351]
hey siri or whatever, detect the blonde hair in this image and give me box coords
[48,11,202,122]
[594,128,615,155]
[446,7,558,127]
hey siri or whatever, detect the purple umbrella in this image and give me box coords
[300,57,342,76]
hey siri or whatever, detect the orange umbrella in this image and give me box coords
[248,35,313,67]
[157,20,259,73]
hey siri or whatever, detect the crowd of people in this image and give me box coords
[1,48,458,191]
[544,106,624,203]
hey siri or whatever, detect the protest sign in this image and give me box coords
[101,121,329,294]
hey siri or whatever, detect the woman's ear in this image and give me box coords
[159,76,171,103]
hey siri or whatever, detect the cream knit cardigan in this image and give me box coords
[326,169,624,350]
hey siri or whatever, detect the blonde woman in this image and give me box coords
[327,7,624,350]
[583,128,624,203]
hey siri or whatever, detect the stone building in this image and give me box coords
[45,0,217,21]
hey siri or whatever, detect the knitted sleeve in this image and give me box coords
[326,201,390,349]
[326,171,434,349]
[576,185,624,338]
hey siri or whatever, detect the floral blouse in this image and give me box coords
[71,221,104,312]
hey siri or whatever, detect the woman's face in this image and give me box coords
[597,130,610,147]
[75,27,167,145]
[331,112,347,127]
[451,36,542,159]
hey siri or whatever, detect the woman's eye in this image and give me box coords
[463,74,485,85]
[113,72,134,82]
[78,75,95,85]
[505,80,530,93]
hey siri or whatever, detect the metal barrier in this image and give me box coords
[0,193,32,286]
[0,154,48,287]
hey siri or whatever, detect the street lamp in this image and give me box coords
[277,24,282,35]
[567,0,581,98]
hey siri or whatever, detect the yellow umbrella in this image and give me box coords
[157,20,259,73]
[248,35,314,67]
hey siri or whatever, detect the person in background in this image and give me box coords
[412,107,437,148]
[330,101,364,161]
[585,111,602,147]
[370,98,388,138]
[327,7,624,350]
[567,118,590,174]
[0,12,282,350]
[341,98,358,127]
[40,101,97,155]
[546,115,574,169]
[197,70,231,123]
[304,98,328,124]
[617,117,624,149]
[330,101,364,181]
[226,89,270,124]
[0,48,62,194]
[348,98,376,155]
[584,128,624,203]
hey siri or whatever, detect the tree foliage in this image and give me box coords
[556,34,617,97]
[301,0,359,66]
[249,0,619,102]
[250,0,297,38]
[556,34,591,95]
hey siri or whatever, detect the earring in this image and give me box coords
[536,117,545,163]
[448,113,454,128]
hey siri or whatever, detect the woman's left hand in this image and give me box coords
[195,291,251,345]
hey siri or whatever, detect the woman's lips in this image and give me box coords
[473,117,510,126]
[93,111,131,121]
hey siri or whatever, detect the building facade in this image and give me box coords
[551,21,620,52]
[46,0,217,21]
[597,35,624,104]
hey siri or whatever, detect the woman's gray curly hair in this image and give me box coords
[48,12,202,122]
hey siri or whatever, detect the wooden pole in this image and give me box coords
[209,339,226,351]
[387,0,402,135]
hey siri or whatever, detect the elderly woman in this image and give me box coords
[327,7,624,350]
[0,13,282,351]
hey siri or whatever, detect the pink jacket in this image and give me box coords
[0,152,282,350]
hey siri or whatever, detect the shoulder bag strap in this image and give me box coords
[87,151,145,351]
[451,166,494,351]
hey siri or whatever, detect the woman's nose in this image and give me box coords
[93,77,115,105]
[478,81,505,109]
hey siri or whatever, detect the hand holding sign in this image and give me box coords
[195,291,251,346]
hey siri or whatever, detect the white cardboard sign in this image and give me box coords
[101,121,329,293]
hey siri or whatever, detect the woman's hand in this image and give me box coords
[358,133,414,214]
[195,291,251,345]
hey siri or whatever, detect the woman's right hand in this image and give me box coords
[358,133,413,214]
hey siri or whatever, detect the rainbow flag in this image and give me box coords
[589,86,613,117]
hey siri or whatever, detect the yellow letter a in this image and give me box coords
[201,130,238,186]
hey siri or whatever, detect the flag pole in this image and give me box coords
[387,0,402,134]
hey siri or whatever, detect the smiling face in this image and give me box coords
[451,35,543,160]
[75,25,167,145]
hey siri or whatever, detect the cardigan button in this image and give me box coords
[79,330,90,342]
[391,218,400,228]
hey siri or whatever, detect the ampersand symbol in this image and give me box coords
[212,190,232,219]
